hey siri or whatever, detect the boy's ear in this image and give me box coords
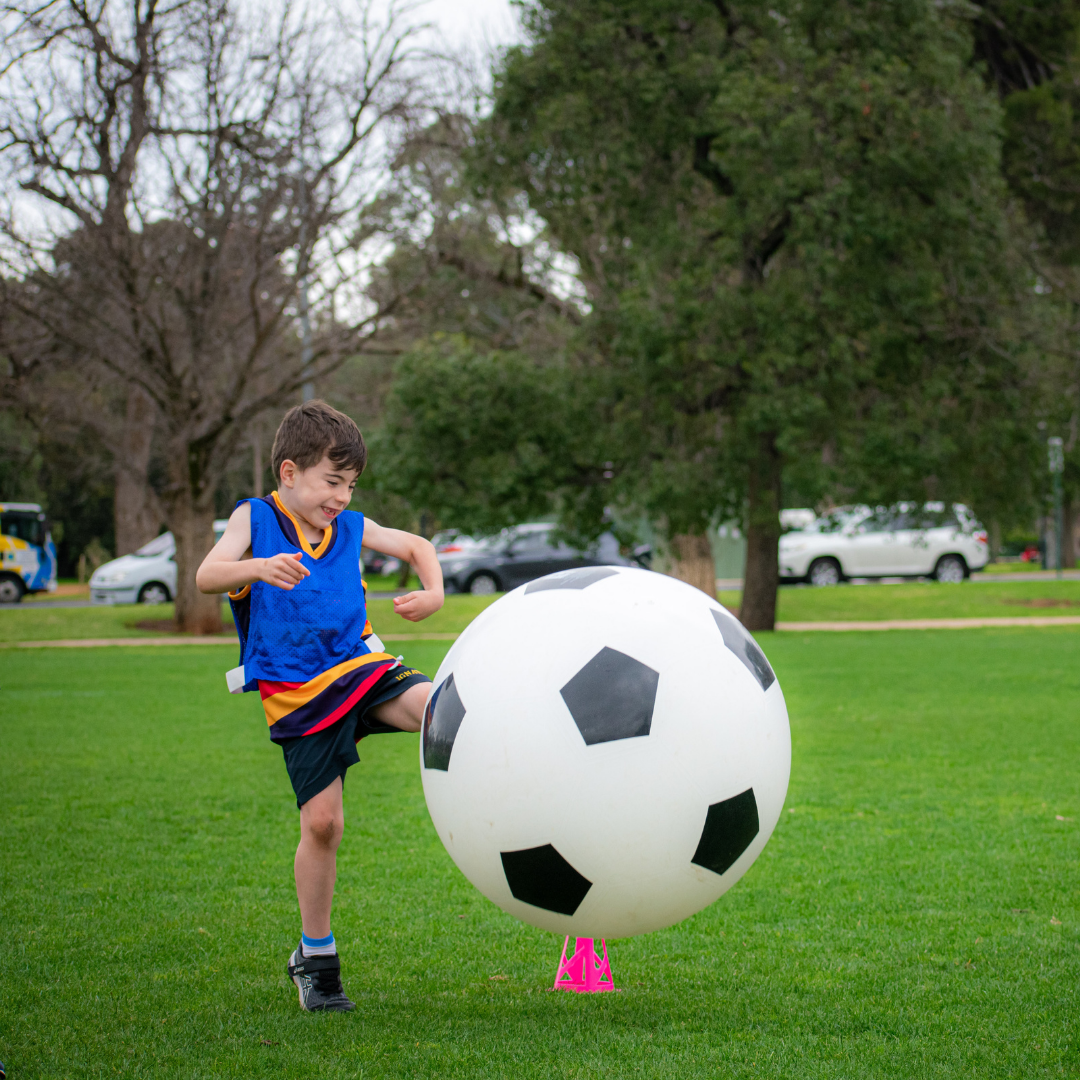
[279,459,298,488]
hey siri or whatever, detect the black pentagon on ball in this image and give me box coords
[525,566,619,594]
[500,843,593,916]
[691,788,760,877]
[560,646,660,746]
[422,672,466,771]
[711,609,776,691]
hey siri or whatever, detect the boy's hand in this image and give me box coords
[393,590,444,622]
[259,551,310,590]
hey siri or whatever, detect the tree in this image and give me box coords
[981,1,1080,562]
[1,268,165,558]
[334,114,590,543]
[366,113,584,356]
[476,0,1025,626]
[371,336,587,534]
[0,0,424,630]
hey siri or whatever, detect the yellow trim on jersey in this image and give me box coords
[271,491,333,559]
[228,584,251,600]
[260,651,396,726]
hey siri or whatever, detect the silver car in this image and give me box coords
[90,520,228,604]
[779,503,989,586]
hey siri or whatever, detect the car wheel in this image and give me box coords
[467,572,499,596]
[808,558,842,587]
[138,582,171,604]
[934,554,966,584]
[0,574,25,603]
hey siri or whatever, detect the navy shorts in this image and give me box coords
[277,666,430,807]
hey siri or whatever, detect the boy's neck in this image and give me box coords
[275,488,326,546]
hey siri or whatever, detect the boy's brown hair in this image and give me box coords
[271,400,366,481]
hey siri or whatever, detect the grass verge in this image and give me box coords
[8,580,1080,643]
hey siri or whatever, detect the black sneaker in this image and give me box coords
[287,942,356,1012]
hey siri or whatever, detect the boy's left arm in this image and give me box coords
[362,519,444,622]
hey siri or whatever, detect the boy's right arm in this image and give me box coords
[195,502,311,595]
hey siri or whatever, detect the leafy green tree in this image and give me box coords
[369,337,600,535]
[476,0,1024,626]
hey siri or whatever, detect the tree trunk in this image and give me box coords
[169,495,223,634]
[668,532,717,599]
[114,385,162,555]
[739,432,782,631]
[989,518,1002,563]
[252,428,264,499]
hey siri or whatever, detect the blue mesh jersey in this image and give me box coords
[228,492,396,741]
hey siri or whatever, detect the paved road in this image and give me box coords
[777,616,1080,631]
[8,599,97,608]
[971,570,1080,582]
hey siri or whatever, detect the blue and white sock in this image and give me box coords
[301,931,337,957]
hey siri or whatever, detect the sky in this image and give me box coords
[421,0,525,54]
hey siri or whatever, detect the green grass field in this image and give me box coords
[2,629,1077,1078]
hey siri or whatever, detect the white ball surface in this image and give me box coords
[419,566,790,938]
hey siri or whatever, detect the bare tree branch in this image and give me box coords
[0,0,429,629]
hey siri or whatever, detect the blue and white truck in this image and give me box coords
[0,502,58,603]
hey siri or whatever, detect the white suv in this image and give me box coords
[90,521,228,604]
[779,503,989,586]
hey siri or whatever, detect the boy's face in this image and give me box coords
[279,454,359,530]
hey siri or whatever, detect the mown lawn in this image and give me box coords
[0,595,496,643]
[1,629,1076,1078]
[5,579,1080,643]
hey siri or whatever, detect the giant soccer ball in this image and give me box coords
[420,566,790,938]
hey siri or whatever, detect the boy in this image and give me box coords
[196,400,443,1012]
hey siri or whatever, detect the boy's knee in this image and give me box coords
[304,808,343,849]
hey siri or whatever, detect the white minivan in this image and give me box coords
[89,521,228,604]
[779,503,989,585]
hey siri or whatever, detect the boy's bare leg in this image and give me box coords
[367,681,429,733]
[293,682,427,937]
[296,776,344,940]
[294,684,426,938]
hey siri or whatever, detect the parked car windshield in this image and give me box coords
[0,511,46,547]
[472,525,554,554]
[134,533,174,557]
[509,528,553,554]
[473,530,513,553]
